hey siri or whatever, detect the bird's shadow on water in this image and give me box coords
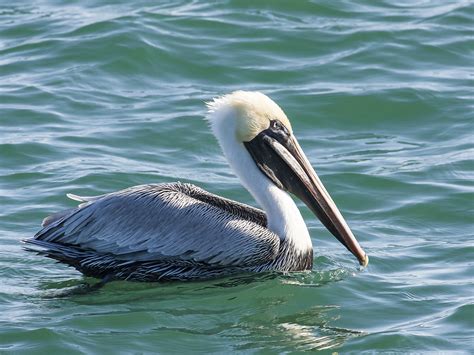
[37,261,365,351]
[39,272,283,300]
[38,257,355,301]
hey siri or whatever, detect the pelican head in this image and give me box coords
[207,91,368,267]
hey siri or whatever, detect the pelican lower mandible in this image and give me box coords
[25,91,368,282]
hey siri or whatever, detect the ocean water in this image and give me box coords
[0,0,473,353]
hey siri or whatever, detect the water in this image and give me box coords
[1,0,473,352]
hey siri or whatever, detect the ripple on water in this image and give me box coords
[0,0,473,353]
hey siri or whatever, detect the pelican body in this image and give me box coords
[25,91,368,282]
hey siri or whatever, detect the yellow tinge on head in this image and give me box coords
[207,91,292,142]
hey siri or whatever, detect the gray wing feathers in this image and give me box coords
[34,183,279,267]
[180,184,267,226]
[41,209,75,227]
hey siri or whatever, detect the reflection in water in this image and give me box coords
[278,307,365,351]
[37,261,355,299]
[36,265,365,351]
[280,323,364,351]
[39,272,280,299]
[232,304,365,352]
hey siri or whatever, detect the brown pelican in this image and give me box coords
[25,91,368,282]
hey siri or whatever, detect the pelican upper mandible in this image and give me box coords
[25,91,368,282]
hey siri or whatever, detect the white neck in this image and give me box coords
[212,118,312,252]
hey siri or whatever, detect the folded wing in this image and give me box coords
[27,183,280,268]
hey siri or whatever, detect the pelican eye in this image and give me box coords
[268,120,290,142]
[270,120,282,130]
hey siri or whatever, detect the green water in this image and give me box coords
[1,0,473,353]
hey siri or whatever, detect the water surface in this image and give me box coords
[0,0,473,353]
